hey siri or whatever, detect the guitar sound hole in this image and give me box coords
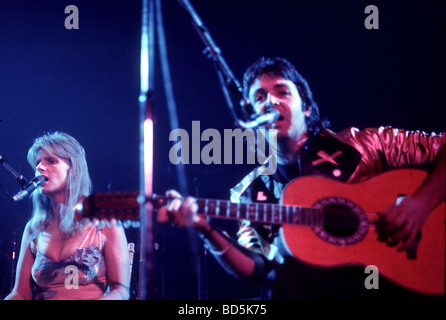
[312,196,368,246]
[322,204,359,238]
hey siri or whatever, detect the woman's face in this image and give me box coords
[35,148,70,203]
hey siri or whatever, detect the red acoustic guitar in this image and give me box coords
[75,169,445,295]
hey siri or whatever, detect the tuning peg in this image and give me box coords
[104,219,113,228]
[123,220,132,228]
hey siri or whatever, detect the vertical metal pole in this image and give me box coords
[138,0,155,300]
[10,232,17,292]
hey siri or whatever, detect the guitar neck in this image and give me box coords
[194,197,319,227]
[76,192,320,227]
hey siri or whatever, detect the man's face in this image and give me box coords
[248,74,309,141]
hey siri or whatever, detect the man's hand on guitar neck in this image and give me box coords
[157,189,212,235]
[156,190,258,280]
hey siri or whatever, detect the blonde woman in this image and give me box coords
[5,132,129,300]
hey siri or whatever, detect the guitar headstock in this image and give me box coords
[75,192,140,223]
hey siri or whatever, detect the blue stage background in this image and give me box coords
[0,0,444,299]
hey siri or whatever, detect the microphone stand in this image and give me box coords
[10,231,16,292]
[137,0,155,300]
[0,156,26,293]
[0,155,28,188]
[178,0,250,130]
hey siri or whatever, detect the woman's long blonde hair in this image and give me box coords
[27,132,92,237]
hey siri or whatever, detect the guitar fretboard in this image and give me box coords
[195,198,321,226]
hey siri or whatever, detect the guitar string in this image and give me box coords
[90,195,381,229]
[195,199,380,229]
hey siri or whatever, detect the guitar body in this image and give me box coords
[281,169,445,295]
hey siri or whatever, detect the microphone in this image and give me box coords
[238,109,280,129]
[11,175,46,202]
